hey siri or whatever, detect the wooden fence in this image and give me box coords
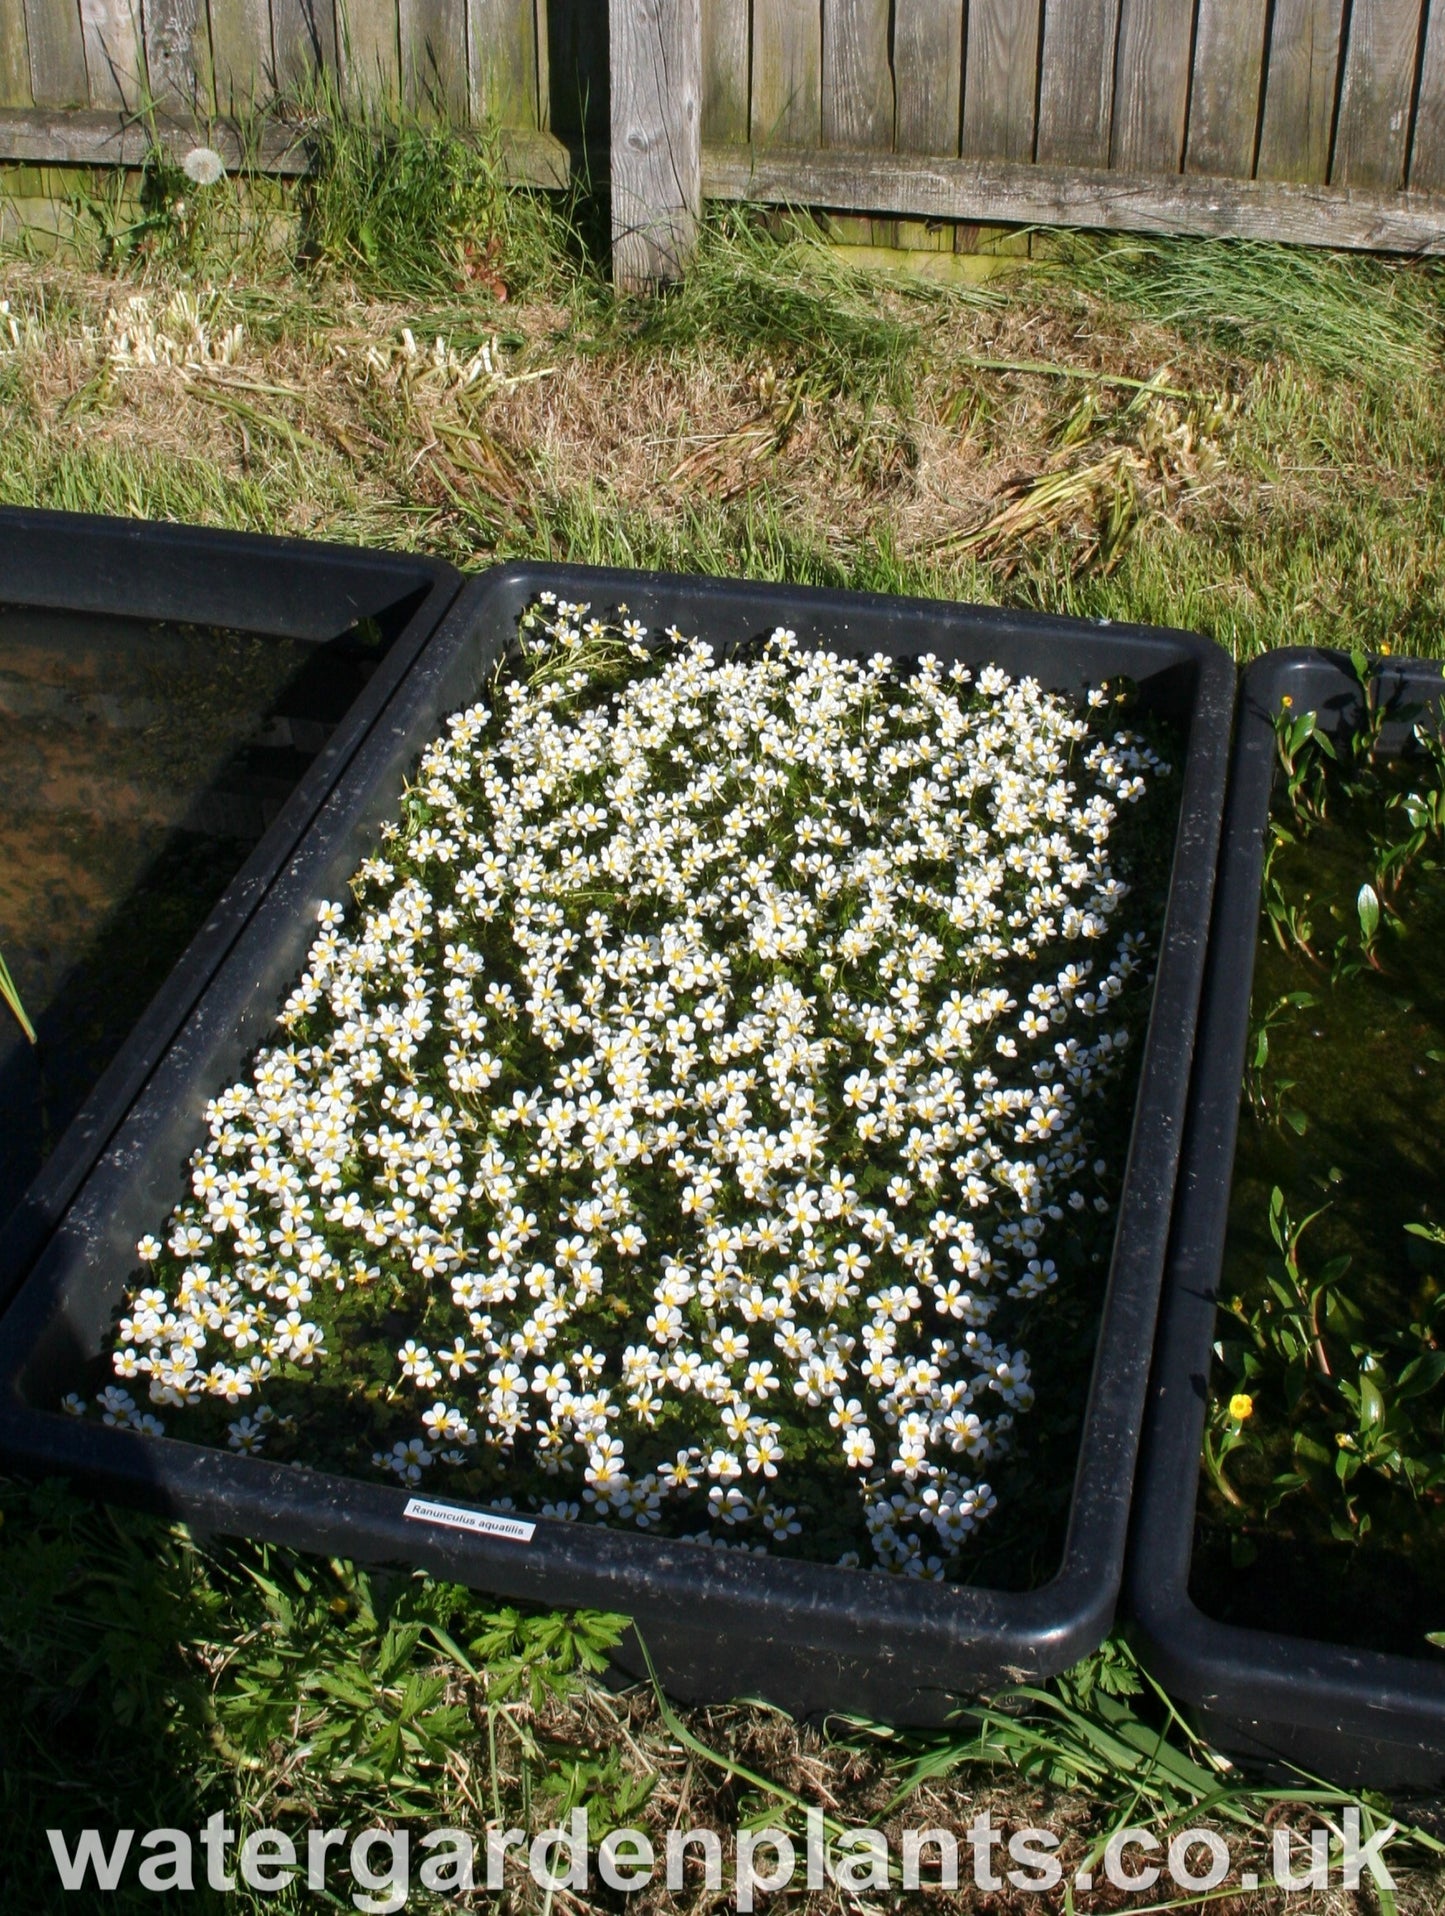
[0,0,1443,277]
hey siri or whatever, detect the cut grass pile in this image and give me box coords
[2,130,1445,1911]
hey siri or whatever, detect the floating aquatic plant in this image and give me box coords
[82,599,1173,1577]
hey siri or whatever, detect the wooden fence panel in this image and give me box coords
[1255,0,1344,181]
[79,0,141,106]
[821,0,891,147]
[1333,0,1423,187]
[610,0,699,285]
[1186,0,1270,176]
[272,0,337,91]
[961,0,1040,161]
[0,5,32,104]
[1412,0,1445,188]
[893,0,963,155]
[146,0,211,109]
[209,0,275,108]
[337,0,401,103]
[470,0,540,126]
[1110,0,1192,172]
[1036,0,1121,168]
[701,0,748,141]
[821,0,891,241]
[1,0,1443,265]
[25,0,90,105]
[751,0,820,145]
[401,0,468,114]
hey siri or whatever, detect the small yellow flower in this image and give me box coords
[1280,696,1293,709]
[1228,1392,1254,1422]
[329,1595,350,1615]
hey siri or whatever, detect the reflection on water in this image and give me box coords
[0,605,383,1230]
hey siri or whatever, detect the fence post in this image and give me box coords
[608,0,701,289]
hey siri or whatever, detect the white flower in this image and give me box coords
[102,596,1166,1577]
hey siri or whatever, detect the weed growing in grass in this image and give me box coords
[296,70,571,303]
[0,1475,632,1911]
[840,1635,1444,1910]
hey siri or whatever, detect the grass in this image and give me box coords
[2,120,1445,1910]
[1057,232,1443,385]
[291,68,574,303]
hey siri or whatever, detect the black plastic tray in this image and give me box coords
[1128,647,1445,1788]
[0,506,459,1302]
[0,564,1233,1722]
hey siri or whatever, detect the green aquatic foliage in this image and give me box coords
[1207,1188,1445,1539]
[1204,675,1445,1647]
[1261,666,1445,982]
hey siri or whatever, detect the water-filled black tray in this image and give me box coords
[1128,647,1445,1788]
[0,563,1232,1721]
[0,507,459,1300]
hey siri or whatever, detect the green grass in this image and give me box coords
[1061,232,1445,387]
[5,1476,1443,1913]
[583,207,967,407]
[3,127,1445,1911]
[289,67,576,303]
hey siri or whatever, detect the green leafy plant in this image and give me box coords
[1208,1189,1445,1540]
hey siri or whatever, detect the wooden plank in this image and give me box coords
[610,0,701,287]
[1035,0,1120,168]
[470,0,539,126]
[1412,0,1445,190]
[1110,0,1192,172]
[80,0,142,108]
[821,0,891,148]
[1333,0,1424,189]
[0,4,33,105]
[400,0,468,116]
[1256,0,1344,182]
[961,0,1039,161]
[0,103,571,179]
[271,0,337,91]
[145,0,210,110]
[25,0,90,105]
[208,0,275,108]
[337,0,400,104]
[701,140,1445,252]
[701,0,748,143]
[751,0,821,145]
[1186,0,1270,177]
[894,0,964,155]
